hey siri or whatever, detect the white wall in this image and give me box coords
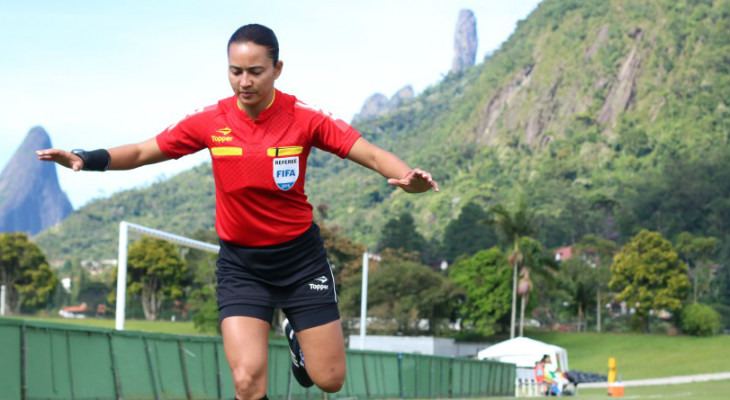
[348,335,491,357]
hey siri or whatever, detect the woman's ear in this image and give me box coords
[274,60,284,79]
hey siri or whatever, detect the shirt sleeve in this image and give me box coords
[311,113,362,159]
[155,110,209,159]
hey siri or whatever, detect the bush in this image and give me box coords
[188,286,220,335]
[711,303,730,332]
[681,303,722,336]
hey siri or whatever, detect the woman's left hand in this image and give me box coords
[388,168,439,193]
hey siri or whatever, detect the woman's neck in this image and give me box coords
[238,90,276,120]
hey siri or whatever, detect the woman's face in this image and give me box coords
[227,41,282,114]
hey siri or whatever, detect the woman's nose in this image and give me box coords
[239,73,252,88]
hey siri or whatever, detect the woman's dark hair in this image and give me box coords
[228,24,279,65]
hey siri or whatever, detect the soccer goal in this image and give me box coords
[115,221,219,330]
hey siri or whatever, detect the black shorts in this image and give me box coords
[216,223,339,332]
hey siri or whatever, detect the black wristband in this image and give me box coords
[71,149,111,171]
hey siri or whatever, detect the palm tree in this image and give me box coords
[517,268,532,337]
[515,237,559,336]
[490,199,536,338]
[574,234,616,331]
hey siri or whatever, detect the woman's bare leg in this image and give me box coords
[295,319,346,392]
[221,316,271,400]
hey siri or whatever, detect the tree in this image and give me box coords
[319,223,365,286]
[490,198,536,338]
[443,202,498,262]
[515,237,557,336]
[573,234,616,331]
[117,236,188,321]
[0,233,57,314]
[674,232,717,303]
[609,230,691,333]
[557,257,599,331]
[78,281,111,314]
[377,212,427,258]
[345,249,457,334]
[449,248,512,336]
[710,262,730,306]
[184,230,220,333]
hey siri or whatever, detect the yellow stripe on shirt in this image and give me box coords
[211,147,243,156]
[267,146,303,157]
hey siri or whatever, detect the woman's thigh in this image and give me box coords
[221,316,271,387]
[295,319,346,384]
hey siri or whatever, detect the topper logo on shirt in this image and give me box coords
[212,127,234,142]
[273,156,299,191]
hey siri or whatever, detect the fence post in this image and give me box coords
[178,340,193,400]
[143,337,161,400]
[21,324,27,400]
[362,353,371,397]
[108,332,123,400]
[214,343,223,400]
[397,352,404,399]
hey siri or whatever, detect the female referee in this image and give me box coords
[37,24,438,400]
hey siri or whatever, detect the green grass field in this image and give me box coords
[6,315,206,335]
[531,332,730,380]
[559,380,730,400]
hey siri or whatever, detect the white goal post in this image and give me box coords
[115,221,219,330]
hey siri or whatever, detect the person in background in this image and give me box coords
[534,358,546,395]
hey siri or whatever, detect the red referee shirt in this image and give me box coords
[156,90,361,246]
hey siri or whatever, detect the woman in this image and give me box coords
[37,24,438,400]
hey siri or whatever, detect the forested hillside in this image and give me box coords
[35,0,730,262]
[35,164,215,261]
[307,0,730,251]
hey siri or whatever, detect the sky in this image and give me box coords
[0,0,541,209]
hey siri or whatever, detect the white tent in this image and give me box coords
[477,337,569,371]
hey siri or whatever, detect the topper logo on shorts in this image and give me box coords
[308,276,329,291]
[273,156,299,190]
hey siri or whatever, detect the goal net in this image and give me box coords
[115,221,219,330]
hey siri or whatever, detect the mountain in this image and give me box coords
[305,0,730,247]
[452,9,478,74]
[0,127,72,235]
[34,0,730,261]
[352,8,474,122]
[34,163,215,262]
[352,85,415,123]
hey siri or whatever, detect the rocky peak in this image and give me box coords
[390,86,415,108]
[451,9,478,74]
[352,85,415,123]
[0,126,73,235]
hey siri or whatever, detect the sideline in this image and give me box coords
[579,371,730,388]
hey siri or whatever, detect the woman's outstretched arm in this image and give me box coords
[345,137,439,193]
[36,137,169,171]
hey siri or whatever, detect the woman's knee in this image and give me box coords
[232,367,267,399]
[313,368,346,393]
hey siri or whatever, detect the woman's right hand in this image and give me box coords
[36,149,84,171]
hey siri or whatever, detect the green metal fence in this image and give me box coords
[0,318,514,400]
